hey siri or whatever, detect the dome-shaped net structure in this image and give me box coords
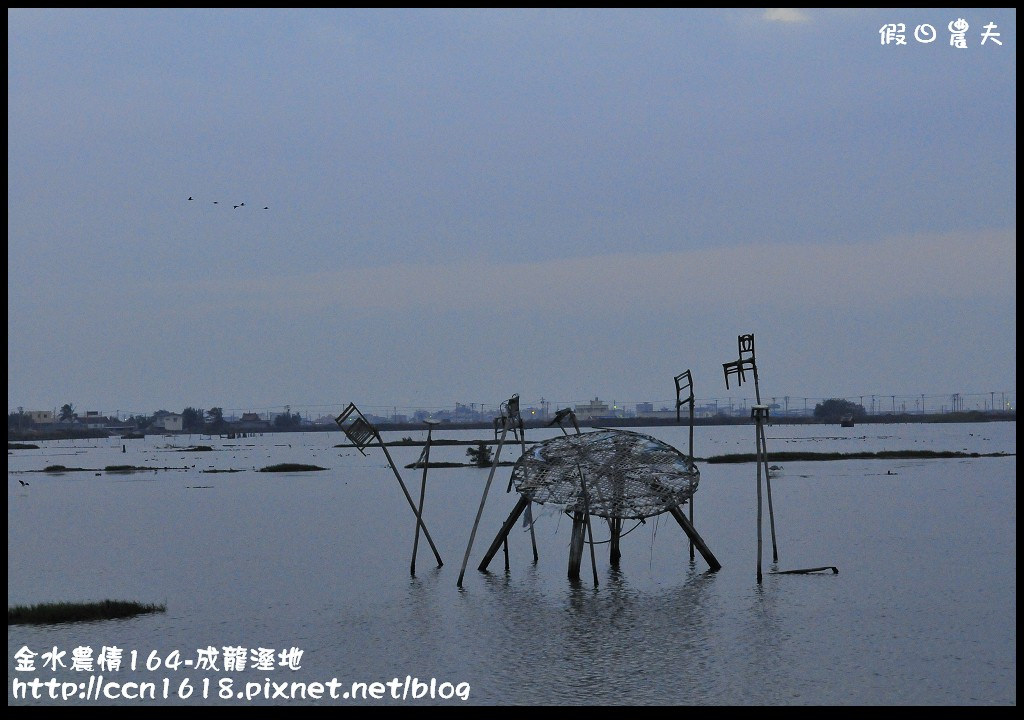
[511,429,698,520]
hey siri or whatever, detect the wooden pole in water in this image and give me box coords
[753,409,764,584]
[666,504,721,570]
[378,441,443,568]
[457,420,509,587]
[771,566,838,575]
[526,502,539,563]
[759,424,779,562]
[688,397,695,561]
[519,430,539,563]
[609,517,621,565]
[568,511,586,580]
[560,412,596,583]
[749,350,779,564]
[410,421,437,576]
[478,494,531,571]
[579,471,599,587]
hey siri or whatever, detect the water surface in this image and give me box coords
[8,422,1016,705]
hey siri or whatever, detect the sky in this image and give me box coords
[7,8,1017,418]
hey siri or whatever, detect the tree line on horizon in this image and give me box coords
[8,396,1011,435]
[7,404,303,433]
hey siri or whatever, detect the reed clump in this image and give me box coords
[8,600,166,625]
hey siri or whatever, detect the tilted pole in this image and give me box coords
[478,494,531,572]
[379,442,443,568]
[458,419,508,586]
[675,370,696,560]
[743,336,778,563]
[506,407,539,563]
[752,405,769,583]
[336,404,442,568]
[759,418,779,562]
[411,420,439,575]
[552,408,598,586]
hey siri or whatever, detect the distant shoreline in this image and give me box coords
[7,411,1015,442]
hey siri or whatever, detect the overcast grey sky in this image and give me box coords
[7,8,1016,417]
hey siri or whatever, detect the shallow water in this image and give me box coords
[7,422,1016,705]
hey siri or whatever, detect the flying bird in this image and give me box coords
[188,196,193,200]
[263,206,269,210]
[213,201,219,204]
[233,205,240,209]
[18,479,29,486]
[239,203,245,207]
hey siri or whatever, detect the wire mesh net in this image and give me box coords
[511,429,698,520]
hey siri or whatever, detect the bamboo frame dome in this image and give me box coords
[510,428,698,520]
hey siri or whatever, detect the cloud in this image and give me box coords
[177,227,1015,317]
[763,8,811,23]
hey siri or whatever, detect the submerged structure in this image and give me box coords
[465,393,721,587]
[510,428,699,519]
[341,332,833,586]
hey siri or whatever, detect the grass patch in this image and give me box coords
[8,600,166,625]
[258,463,327,472]
[706,450,1014,463]
[8,443,40,449]
[31,465,185,474]
[404,461,517,469]
[201,468,243,473]
[186,445,214,451]
[335,439,541,448]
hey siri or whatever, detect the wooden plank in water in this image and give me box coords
[770,566,839,575]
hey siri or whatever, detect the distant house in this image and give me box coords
[151,414,183,432]
[236,412,270,431]
[25,410,54,425]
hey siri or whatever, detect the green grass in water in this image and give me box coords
[705,450,1012,463]
[258,463,327,472]
[8,600,166,625]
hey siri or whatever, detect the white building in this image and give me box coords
[152,414,183,432]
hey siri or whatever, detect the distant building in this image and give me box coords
[236,412,270,431]
[574,397,610,420]
[521,405,547,422]
[25,410,54,424]
[76,414,117,429]
[151,413,183,432]
[635,402,654,415]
